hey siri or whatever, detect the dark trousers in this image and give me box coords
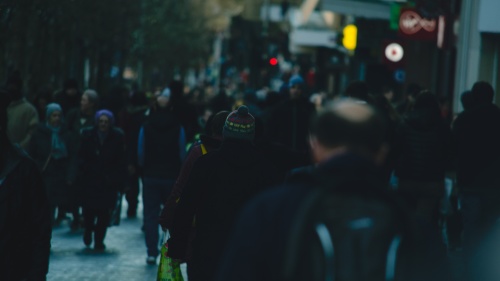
[143,177,174,257]
[83,207,111,245]
[125,173,140,216]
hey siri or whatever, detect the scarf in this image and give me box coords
[46,124,67,159]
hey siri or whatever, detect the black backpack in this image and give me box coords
[282,177,409,281]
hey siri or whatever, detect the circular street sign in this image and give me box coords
[385,43,404,62]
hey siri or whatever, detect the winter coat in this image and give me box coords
[65,108,95,134]
[394,110,452,182]
[29,124,78,206]
[452,103,500,192]
[118,105,148,166]
[138,108,185,180]
[216,152,451,281]
[160,135,222,230]
[6,98,39,149]
[79,127,126,209]
[0,143,51,281]
[168,139,280,281]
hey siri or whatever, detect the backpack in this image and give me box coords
[282,177,409,281]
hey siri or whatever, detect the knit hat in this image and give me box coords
[288,75,305,88]
[223,105,255,141]
[46,103,63,119]
[95,109,115,125]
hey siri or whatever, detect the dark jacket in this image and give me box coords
[79,127,126,209]
[265,98,315,152]
[139,108,184,179]
[168,139,280,281]
[119,105,148,166]
[65,108,95,134]
[216,152,451,281]
[160,135,222,230]
[29,124,78,206]
[452,103,500,191]
[0,143,51,281]
[394,110,452,182]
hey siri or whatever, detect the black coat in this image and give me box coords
[29,124,78,206]
[168,139,280,281]
[79,127,126,209]
[394,110,452,182]
[216,152,451,281]
[452,103,500,191]
[0,143,51,280]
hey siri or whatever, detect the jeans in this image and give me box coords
[143,177,174,257]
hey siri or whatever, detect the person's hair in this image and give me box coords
[310,99,386,154]
[206,111,230,137]
[471,81,494,104]
[83,89,100,106]
[460,90,475,110]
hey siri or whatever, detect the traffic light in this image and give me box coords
[342,24,357,51]
[269,57,278,66]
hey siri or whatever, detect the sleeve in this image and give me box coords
[167,156,208,259]
[137,126,145,167]
[26,162,52,280]
[19,107,39,149]
[159,145,203,229]
[179,126,187,162]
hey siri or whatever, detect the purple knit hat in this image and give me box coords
[95,109,115,125]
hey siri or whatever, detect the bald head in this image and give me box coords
[310,99,386,157]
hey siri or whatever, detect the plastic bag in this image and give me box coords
[157,233,184,281]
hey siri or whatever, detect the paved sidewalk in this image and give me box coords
[47,197,187,281]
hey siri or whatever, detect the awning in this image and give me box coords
[322,0,392,20]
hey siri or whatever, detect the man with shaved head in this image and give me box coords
[216,99,450,281]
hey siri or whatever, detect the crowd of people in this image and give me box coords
[1,68,500,281]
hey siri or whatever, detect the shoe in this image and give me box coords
[83,230,92,247]
[94,243,106,251]
[146,256,156,265]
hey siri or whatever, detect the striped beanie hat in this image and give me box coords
[223,105,255,141]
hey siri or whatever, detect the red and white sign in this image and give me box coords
[399,8,437,40]
[385,43,404,62]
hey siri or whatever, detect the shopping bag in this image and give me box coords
[157,233,184,281]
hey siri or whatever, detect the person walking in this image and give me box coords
[393,91,452,228]
[168,105,279,281]
[138,88,186,264]
[452,81,500,259]
[66,89,99,134]
[0,88,51,280]
[29,103,78,227]
[79,110,126,250]
[4,71,39,150]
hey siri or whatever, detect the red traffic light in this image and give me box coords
[269,58,278,66]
